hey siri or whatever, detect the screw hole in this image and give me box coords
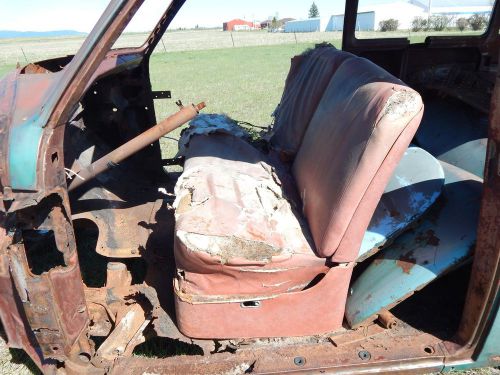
[240,300,261,308]
[294,356,305,366]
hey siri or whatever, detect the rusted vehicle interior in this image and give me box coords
[0,0,499,373]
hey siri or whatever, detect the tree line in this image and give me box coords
[379,13,489,32]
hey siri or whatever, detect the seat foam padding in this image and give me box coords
[173,134,328,297]
[293,56,424,259]
[358,146,444,261]
[346,161,482,328]
[271,47,353,156]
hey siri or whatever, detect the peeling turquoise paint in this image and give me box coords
[358,147,444,261]
[346,161,483,328]
[8,114,43,190]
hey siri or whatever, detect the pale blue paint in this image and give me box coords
[347,161,482,327]
[358,147,444,261]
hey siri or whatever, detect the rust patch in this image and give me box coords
[22,63,50,74]
[389,209,401,218]
[373,258,384,266]
[396,250,417,274]
[416,229,441,247]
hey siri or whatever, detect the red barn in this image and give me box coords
[223,19,260,31]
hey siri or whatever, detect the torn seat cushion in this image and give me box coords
[173,133,328,297]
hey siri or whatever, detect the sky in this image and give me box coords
[0,0,400,32]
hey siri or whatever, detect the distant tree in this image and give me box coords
[308,2,319,18]
[271,16,279,31]
[456,18,468,31]
[411,16,428,31]
[468,14,488,31]
[429,15,453,31]
[379,19,399,31]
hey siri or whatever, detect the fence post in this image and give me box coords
[160,37,167,53]
[20,47,28,63]
[230,32,235,47]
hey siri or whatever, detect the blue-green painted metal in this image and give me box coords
[358,146,444,261]
[8,115,44,190]
[438,138,487,179]
[347,161,483,328]
[3,0,130,191]
[475,301,500,365]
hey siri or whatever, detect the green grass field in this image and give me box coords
[0,28,496,374]
[150,42,336,157]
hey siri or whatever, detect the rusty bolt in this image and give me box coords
[358,350,371,361]
[78,353,91,363]
[294,356,306,366]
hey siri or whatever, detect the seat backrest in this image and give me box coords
[270,46,353,157]
[292,56,424,260]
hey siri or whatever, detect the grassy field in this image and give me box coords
[151,42,332,157]
[0,29,342,79]
[0,28,484,79]
[0,28,496,374]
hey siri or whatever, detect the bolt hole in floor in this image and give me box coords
[424,346,435,354]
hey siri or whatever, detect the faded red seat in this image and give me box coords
[173,48,424,339]
[271,46,354,156]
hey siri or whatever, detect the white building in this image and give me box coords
[284,18,327,32]
[331,2,425,31]
[410,0,493,18]
[325,0,494,32]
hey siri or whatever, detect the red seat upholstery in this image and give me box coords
[173,48,424,338]
[292,57,424,261]
[174,134,328,297]
[270,46,353,156]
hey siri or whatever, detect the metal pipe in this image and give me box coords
[377,309,397,329]
[68,102,205,191]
